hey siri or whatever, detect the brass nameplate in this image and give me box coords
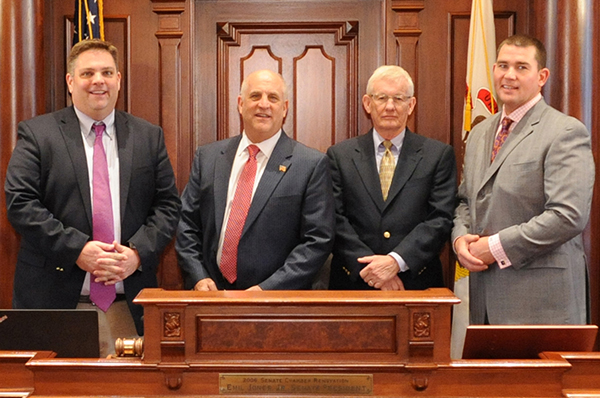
[219,373,373,395]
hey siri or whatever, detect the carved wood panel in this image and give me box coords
[216,21,358,152]
[194,0,384,149]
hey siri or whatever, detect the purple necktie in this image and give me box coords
[90,122,116,311]
[220,145,260,283]
[491,117,513,162]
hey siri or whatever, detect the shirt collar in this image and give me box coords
[372,128,405,153]
[501,93,542,125]
[74,106,116,139]
[238,129,282,159]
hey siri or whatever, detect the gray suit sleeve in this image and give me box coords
[499,118,594,267]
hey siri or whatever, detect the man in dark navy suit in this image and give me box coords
[328,65,456,291]
[176,70,334,291]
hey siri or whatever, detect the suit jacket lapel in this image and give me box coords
[214,136,241,235]
[480,101,546,188]
[352,131,385,212]
[385,129,422,207]
[58,107,94,230]
[115,111,133,224]
[242,132,293,235]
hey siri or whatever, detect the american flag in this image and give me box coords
[73,0,104,45]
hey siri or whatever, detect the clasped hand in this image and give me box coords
[358,255,405,290]
[454,234,494,272]
[76,240,140,285]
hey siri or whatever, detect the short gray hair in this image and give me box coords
[366,65,414,97]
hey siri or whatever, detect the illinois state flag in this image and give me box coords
[452,0,497,360]
[73,0,105,45]
[462,0,497,142]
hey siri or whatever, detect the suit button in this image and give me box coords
[383,231,391,239]
[56,267,64,272]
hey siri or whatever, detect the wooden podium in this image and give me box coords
[139,288,457,365]
[136,288,458,393]
[1,288,600,397]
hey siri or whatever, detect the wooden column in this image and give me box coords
[0,0,45,308]
[152,0,192,290]
[532,0,600,328]
[387,0,424,133]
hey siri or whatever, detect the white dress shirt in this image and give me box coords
[74,107,124,295]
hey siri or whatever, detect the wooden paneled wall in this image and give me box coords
[1,0,599,330]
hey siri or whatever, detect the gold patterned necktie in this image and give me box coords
[379,140,395,201]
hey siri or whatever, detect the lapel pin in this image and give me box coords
[279,165,287,173]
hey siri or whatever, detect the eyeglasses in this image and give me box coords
[370,93,412,106]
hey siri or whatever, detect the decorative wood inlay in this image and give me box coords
[163,312,181,338]
[196,315,396,353]
[413,312,431,338]
[153,4,185,37]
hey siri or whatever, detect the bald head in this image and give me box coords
[238,70,289,143]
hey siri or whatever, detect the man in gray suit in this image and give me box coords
[453,35,595,325]
[176,70,335,291]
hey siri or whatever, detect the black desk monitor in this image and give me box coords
[0,309,99,358]
[462,324,598,359]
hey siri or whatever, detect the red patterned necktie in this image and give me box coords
[491,117,513,162]
[90,122,116,311]
[220,145,260,283]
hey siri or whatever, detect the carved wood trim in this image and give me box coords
[152,3,186,183]
[216,21,358,142]
[388,0,424,132]
[293,46,335,144]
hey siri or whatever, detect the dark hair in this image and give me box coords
[497,34,547,69]
[67,39,119,75]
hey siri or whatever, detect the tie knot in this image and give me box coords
[501,117,513,130]
[382,140,393,151]
[93,122,106,138]
[247,144,260,159]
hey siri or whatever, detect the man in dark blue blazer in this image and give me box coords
[327,65,456,291]
[176,70,335,291]
[5,40,181,343]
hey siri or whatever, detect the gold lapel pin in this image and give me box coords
[279,165,287,172]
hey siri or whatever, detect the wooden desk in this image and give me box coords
[1,288,599,397]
